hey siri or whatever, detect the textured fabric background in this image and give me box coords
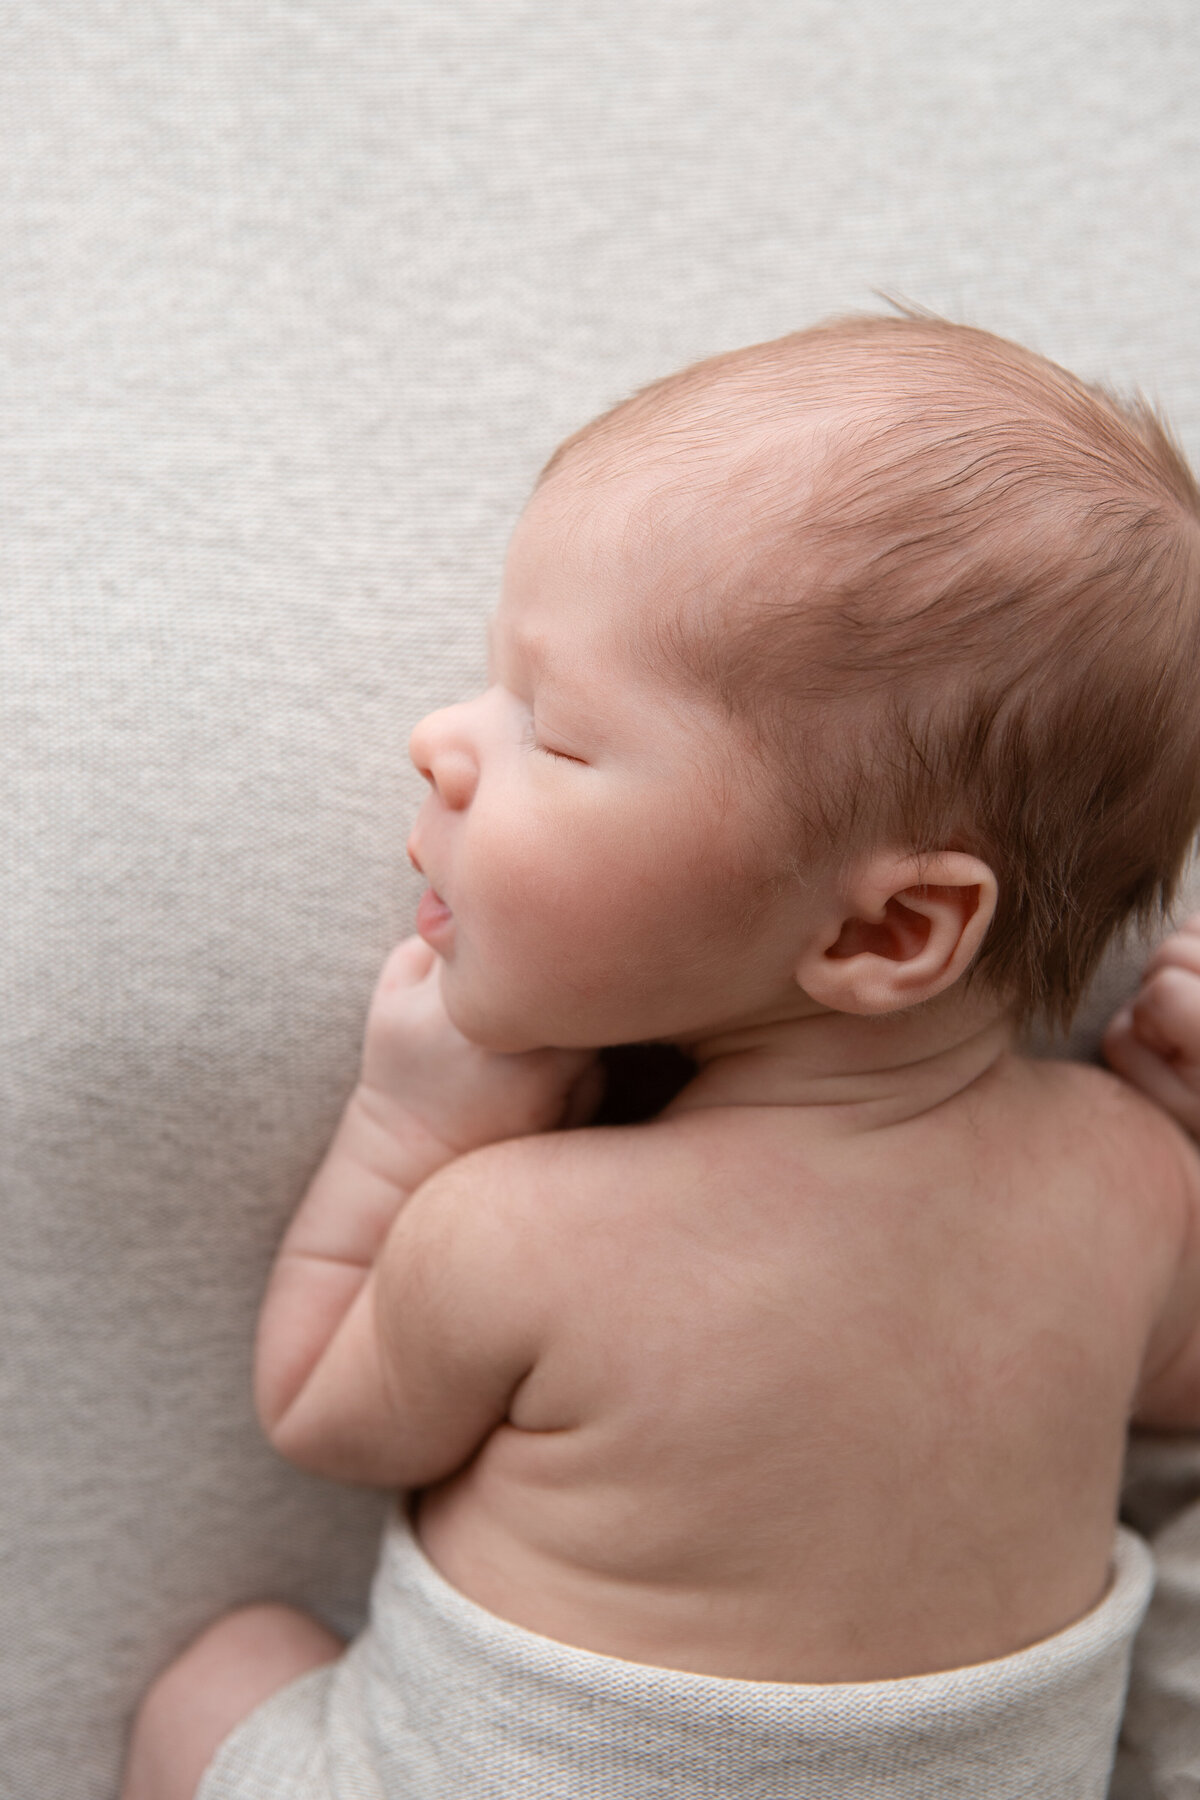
[1,4,1198,1796]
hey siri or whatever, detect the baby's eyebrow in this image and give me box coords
[488,615,551,681]
[484,616,508,679]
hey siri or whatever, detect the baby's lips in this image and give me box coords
[415,886,454,948]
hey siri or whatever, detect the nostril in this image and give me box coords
[436,751,477,810]
[408,706,477,808]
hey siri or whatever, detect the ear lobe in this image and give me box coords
[797,854,999,1016]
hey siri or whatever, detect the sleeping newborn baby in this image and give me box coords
[124,316,1200,1800]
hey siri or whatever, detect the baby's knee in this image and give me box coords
[122,1604,343,1800]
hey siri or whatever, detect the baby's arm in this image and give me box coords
[1103,920,1200,1800]
[254,936,593,1484]
[1104,916,1200,1428]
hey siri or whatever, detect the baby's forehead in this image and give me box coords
[541,330,1119,540]
[532,407,835,590]
[524,338,1127,687]
[541,350,1128,615]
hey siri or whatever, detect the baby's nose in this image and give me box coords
[409,706,478,810]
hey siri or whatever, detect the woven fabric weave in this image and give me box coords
[197,1513,1154,1800]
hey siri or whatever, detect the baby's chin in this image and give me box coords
[439,975,574,1055]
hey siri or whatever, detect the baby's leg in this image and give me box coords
[121,1603,343,1800]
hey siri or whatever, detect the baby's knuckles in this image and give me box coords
[1133,967,1200,1070]
[359,937,593,1155]
[1143,915,1200,983]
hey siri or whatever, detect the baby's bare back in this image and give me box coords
[415,1053,1197,1682]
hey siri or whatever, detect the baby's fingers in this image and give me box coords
[1131,965,1200,1063]
[1104,986,1200,1138]
[375,935,438,995]
[1140,914,1200,985]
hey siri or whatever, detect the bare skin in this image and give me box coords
[121,466,1200,1798]
[411,1014,1200,1682]
[123,955,1200,1800]
[122,1607,343,1800]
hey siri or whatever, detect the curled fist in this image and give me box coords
[357,937,602,1158]
[1103,914,1200,1139]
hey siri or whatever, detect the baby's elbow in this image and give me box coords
[259,1392,408,1488]
[269,1420,409,1488]
[253,1338,316,1449]
[263,1390,470,1490]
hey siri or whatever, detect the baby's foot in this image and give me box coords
[1103,914,1200,1138]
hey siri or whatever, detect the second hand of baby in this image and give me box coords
[1104,914,1200,1140]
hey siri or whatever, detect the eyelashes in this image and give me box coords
[522,708,586,764]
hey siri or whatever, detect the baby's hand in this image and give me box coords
[1103,915,1200,1138]
[357,937,601,1158]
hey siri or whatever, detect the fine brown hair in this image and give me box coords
[541,316,1200,1026]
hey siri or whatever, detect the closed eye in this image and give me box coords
[538,742,586,764]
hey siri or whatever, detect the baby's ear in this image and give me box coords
[795,852,998,1016]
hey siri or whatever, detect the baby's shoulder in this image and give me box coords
[407,1118,671,1235]
[1013,1049,1172,1129]
[413,1113,760,1296]
[382,1130,639,1331]
[1007,1052,1200,1214]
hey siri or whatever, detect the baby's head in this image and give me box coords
[410,316,1200,1050]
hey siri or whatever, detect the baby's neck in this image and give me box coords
[666,991,1017,1132]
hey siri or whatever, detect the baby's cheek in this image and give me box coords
[497,807,614,912]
